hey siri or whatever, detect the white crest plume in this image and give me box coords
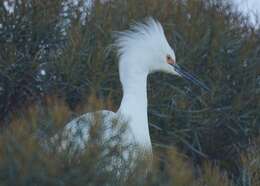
[114,17,170,58]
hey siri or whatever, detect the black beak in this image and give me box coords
[171,64,210,92]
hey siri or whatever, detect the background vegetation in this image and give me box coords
[0,0,259,185]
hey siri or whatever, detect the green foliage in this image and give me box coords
[0,0,64,121]
[0,0,260,185]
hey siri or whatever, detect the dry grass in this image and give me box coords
[0,96,257,185]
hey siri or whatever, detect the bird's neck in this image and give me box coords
[117,63,151,150]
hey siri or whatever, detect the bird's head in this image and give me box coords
[115,18,209,92]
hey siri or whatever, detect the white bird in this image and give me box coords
[58,18,209,155]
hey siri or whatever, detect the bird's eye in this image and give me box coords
[166,54,176,65]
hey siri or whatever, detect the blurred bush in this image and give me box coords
[0,97,236,185]
[0,97,134,185]
[0,0,260,185]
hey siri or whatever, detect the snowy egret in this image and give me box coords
[59,18,209,154]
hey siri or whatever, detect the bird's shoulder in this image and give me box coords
[55,110,118,150]
[65,110,117,131]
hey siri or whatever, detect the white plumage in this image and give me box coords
[58,17,209,155]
